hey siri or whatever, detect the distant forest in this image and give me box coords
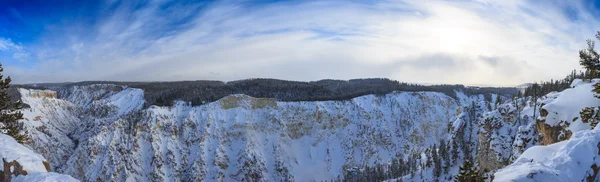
[522,69,587,98]
[12,78,518,107]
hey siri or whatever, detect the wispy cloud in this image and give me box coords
[0,37,28,62]
[3,0,599,86]
[0,38,21,51]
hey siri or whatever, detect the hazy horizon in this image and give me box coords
[18,77,529,88]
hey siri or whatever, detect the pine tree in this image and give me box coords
[432,144,442,178]
[451,139,459,164]
[454,161,487,182]
[0,64,27,143]
[425,148,433,168]
[579,31,600,79]
[439,139,451,173]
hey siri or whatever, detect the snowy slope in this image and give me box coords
[19,88,80,171]
[0,134,48,173]
[495,127,600,181]
[540,79,600,132]
[0,133,78,182]
[12,172,78,182]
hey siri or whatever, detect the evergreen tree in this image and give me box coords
[425,148,433,168]
[439,139,451,173]
[579,31,600,79]
[495,96,502,106]
[454,161,487,182]
[432,144,442,178]
[451,139,459,164]
[0,64,26,143]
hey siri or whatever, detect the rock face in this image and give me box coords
[535,117,572,146]
[2,159,29,182]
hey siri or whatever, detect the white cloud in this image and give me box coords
[0,38,22,51]
[0,38,28,62]
[6,0,600,86]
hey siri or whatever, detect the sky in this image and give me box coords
[0,0,599,86]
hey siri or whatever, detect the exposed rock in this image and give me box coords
[1,158,28,182]
[535,118,571,146]
[19,89,58,99]
[43,161,51,172]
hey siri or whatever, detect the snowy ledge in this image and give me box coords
[0,134,79,182]
[540,79,600,132]
[494,127,600,181]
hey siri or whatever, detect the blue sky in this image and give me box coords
[0,0,599,85]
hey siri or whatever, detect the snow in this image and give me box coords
[570,79,583,87]
[18,88,80,171]
[540,79,600,132]
[50,90,462,181]
[0,134,48,173]
[100,88,145,115]
[12,172,79,182]
[517,141,567,163]
[495,127,600,181]
[452,117,465,132]
[15,83,527,181]
[0,133,79,181]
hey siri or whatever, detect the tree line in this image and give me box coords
[522,69,584,98]
[31,78,518,107]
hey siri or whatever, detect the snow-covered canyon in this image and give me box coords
[16,83,485,181]
[5,79,600,181]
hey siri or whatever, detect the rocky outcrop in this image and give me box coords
[1,159,29,182]
[534,80,600,146]
[19,89,58,99]
[535,118,572,146]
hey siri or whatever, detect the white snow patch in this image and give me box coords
[570,79,583,88]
